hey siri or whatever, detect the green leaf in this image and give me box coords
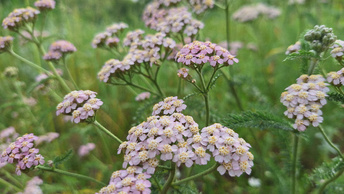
[327,92,344,104]
[208,73,221,91]
[283,50,318,62]
[53,149,73,168]
[223,111,294,131]
[309,157,344,185]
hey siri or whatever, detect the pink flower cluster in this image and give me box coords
[176,41,239,68]
[135,92,151,101]
[0,36,14,53]
[92,22,128,48]
[177,68,192,81]
[35,132,59,145]
[78,143,96,157]
[281,75,329,131]
[143,3,204,37]
[2,7,40,30]
[327,68,344,86]
[0,133,44,175]
[201,124,254,176]
[189,0,214,14]
[98,166,151,194]
[285,41,301,55]
[233,3,281,23]
[34,0,56,11]
[56,90,103,123]
[43,40,77,61]
[98,32,176,83]
[18,176,43,194]
[0,127,19,168]
[152,96,187,115]
[330,40,344,59]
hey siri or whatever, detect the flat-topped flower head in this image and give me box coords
[0,36,14,53]
[56,90,102,123]
[2,7,40,30]
[43,51,62,62]
[233,3,280,23]
[0,133,44,175]
[176,41,238,68]
[106,22,128,36]
[92,32,111,48]
[49,40,77,54]
[135,92,151,101]
[281,74,329,131]
[152,96,187,116]
[189,0,214,14]
[34,0,56,11]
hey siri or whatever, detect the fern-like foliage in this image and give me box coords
[53,149,73,168]
[283,50,318,62]
[309,157,344,184]
[223,111,294,131]
[327,92,344,104]
[208,73,221,91]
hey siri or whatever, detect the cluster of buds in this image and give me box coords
[281,75,329,131]
[176,40,239,69]
[0,133,44,175]
[97,32,176,83]
[304,25,337,54]
[34,0,56,11]
[3,66,19,78]
[2,7,40,31]
[327,67,344,86]
[92,22,128,49]
[0,36,14,53]
[143,3,204,37]
[43,40,77,62]
[98,167,151,194]
[56,90,103,123]
[285,41,301,55]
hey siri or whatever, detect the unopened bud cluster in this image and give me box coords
[281,75,329,131]
[304,25,337,54]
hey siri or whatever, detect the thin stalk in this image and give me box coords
[93,120,123,144]
[124,81,160,96]
[161,164,176,194]
[63,57,79,90]
[9,50,51,75]
[0,177,21,192]
[206,67,219,91]
[153,175,162,192]
[158,165,172,170]
[196,69,210,126]
[318,166,344,194]
[292,134,299,194]
[36,165,106,186]
[3,171,24,188]
[172,163,219,186]
[318,125,344,160]
[39,12,47,42]
[308,59,319,75]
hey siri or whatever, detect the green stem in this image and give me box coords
[9,50,51,75]
[3,171,24,189]
[36,165,106,186]
[63,57,79,90]
[318,125,344,160]
[153,175,162,192]
[206,67,219,91]
[292,133,299,194]
[161,164,176,194]
[308,59,319,75]
[225,0,230,50]
[172,163,219,186]
[318,166,344,194]
[0,177,21,192]
[196,69,210,126]
[93,120,123,144]
[125,81,160,96]
[158,165,172,170]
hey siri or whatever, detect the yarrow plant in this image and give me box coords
[0,133,44,175]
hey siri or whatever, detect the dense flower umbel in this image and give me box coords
[232,3,280,23]
[98,32,176,83]
[2,7,40,30]
[189,0,214,14]
[92,22,128,49]
[56,90,103,123]
[43,40,77,61]
[152,96,187,115]
[0,133,44,175]
[327,67,344,86]
[281,75,329,131]
[98,167,152,194]
[0,36,14,53]
[201,123,254,177]
[176,40,239,69]
[143,4,204,37]
[34,0,56,11]
[330,40,344,60]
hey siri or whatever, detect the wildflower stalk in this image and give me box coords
[318,124,344,160]
[36,165,106,186]
[172,163,219,186]
[318,166,344,194]
[308,58,319,75]
[153,175,162,192]
[93,120,123,144]
[292,133,299,194]
[0,177,21,192]
[196,68,210,126]
[62,57,79,90]
[8,49,51,75]
[161,163,176,194]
